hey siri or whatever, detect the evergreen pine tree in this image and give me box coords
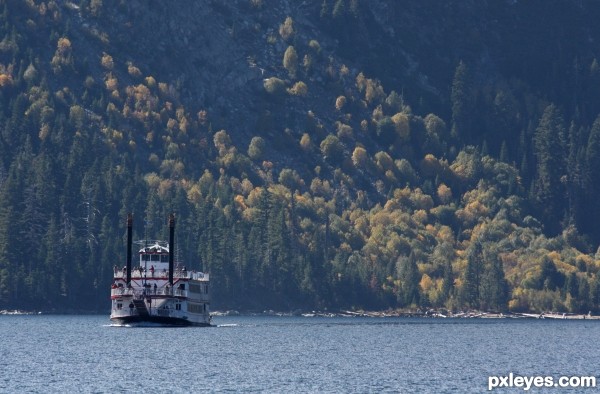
[583,114,600,240]
[441,259,454,302]
[451,61,474,142]
[479,250,509,311]
[397,251,420,307]
[461,240,482,309]
[533,104,567,234]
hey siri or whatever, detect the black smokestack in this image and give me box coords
[169,213,175,285]
[126,213,133,284]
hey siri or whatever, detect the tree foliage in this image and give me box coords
[0,0,599,315]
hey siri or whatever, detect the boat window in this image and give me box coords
[189,284,200,293]
[161,255,169,262]
[151,254,160,261]
[117,303,122,310]
[141,254,150,261]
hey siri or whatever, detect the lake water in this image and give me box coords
[0,315,598,393]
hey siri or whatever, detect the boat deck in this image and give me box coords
[113,269,209,281]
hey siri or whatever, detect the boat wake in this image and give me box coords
[217,323,238,328]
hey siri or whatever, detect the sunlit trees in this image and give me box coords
[248,136,266,161]
[424,113,447,154]
[437,184,452,204]
[288,81,308,96]
[391,112,410,141]
[335,95,346,111]
[352,146,368,169]
[51,37,74,73]
[300,133,312,151]
[279,17,295,41]
[320,134,344,164]
[101,53,114,70]
[283,46,298,79]
[264,77,286,96]
[89,0,103,16]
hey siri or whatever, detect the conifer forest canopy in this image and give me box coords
[1,0,600,313]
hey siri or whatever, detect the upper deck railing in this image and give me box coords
[111,286,190,298]
[110,286,210,301]
[113,268,209,281]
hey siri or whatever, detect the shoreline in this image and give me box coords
[3,308,599,320]
[211,309,600,320]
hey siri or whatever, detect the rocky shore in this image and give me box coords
[211,309,600,320]
[0,310,39,315]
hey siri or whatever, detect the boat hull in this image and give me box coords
[110,315,212,327]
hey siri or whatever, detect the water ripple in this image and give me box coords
[1,315,598,393]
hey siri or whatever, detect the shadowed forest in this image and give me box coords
[2,0,600,313]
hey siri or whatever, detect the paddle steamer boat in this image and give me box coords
[110,214,211,326]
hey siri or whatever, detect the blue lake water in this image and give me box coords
[0,315,599,393]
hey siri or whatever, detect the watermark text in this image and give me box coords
[488,373,596,391]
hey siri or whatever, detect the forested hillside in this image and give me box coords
[2,0,600,313]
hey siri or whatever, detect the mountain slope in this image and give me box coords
[0,0,600,313]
